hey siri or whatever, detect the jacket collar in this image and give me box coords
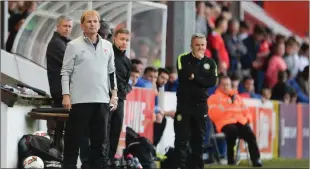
[190,52,205,61]
[113,44,126,56]
[82,33,100,45]
[215,88,238,96]
[54,31,71,43]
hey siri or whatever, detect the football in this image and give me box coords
[23,156,44,168]
[33,131,50,139]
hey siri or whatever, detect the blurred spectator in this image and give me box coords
[129,66,140,86]
[154,68,175,147]
[298,42,309,72]
[8,1,19,15]
[261,88,271,103]
[6,15,25,52]
[207,16,229,73]
[155,68,174,130]
[131,59,144,74]
[165,67,178,92]
[283,91,291,104]
[136,38,152,66]
[211,4,222,22]
[271,71,292,101]
[196,1,208,36]
[205,2,215,31]
[230,72,241,91]
[275,34,287,44]
[135,66,157,89]
[242,24,267,93]
[241,24,266,71]
[98,20,112,41]
[239,76,262,99]
[265,42,287,88]
[154,68,170,124]
[150,31,163,67]
[8,1,37,33]
[239,21,250,41]
[130,49,136,59]
[265,27,275,46]
[289,90,298,104]
[223,19,247,74]
[271,34,286,55]
[284,38,300,78]
[221,6,232,21]
[288,66,309,103]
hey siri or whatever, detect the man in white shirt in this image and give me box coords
[61,10,118,169]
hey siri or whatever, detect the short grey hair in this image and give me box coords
[56,15,73,25]
[191,33,206,45]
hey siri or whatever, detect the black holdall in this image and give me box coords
[124,127,156,168]
[18,134,63,168]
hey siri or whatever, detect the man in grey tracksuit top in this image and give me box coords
[61,10,118,169]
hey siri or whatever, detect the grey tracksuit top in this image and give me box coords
[61,35,117,104]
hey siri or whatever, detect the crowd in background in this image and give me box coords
[5,0,309,105]
[3,1,309,167]
[6,1,39,52]
[187,1,309,104]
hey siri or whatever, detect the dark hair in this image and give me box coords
[158,68,170,76]
[239,20,249,29]
[253,24,266,35]
[131,66,140,74]
[228,18,239,26]
[230,72,241,81]
[195,1,204,8]
[265,27,273,35]
[275,34,286,44]
[114,27,130,37]
[242,76,253,83]
[98,20,112,39]
[131,59,142,65]
[221,6,230,12]
[215,16,227,28]
[300,42,309,53]
[144,66,157,75]
[289,89,297,98]
[205,1,215,8]
[302,65,309,78]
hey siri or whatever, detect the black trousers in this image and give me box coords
[153,117,167,147]
[47,95,63,136]
[63,103,110,169]
[79,132,90,169]
[221,123,261,164]
[108,99,124,160]
[173,103,207,169]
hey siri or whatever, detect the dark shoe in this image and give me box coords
[227,159,236,165]
[175,164,186,169]
[111,157,121,169]
[252,159,263,167]
[81,163,89,169]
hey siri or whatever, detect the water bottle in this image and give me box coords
[133,157,143,169]
[126,154,134,168]
[113,155,122,168]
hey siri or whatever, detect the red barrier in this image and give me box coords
[117,87,156,154]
